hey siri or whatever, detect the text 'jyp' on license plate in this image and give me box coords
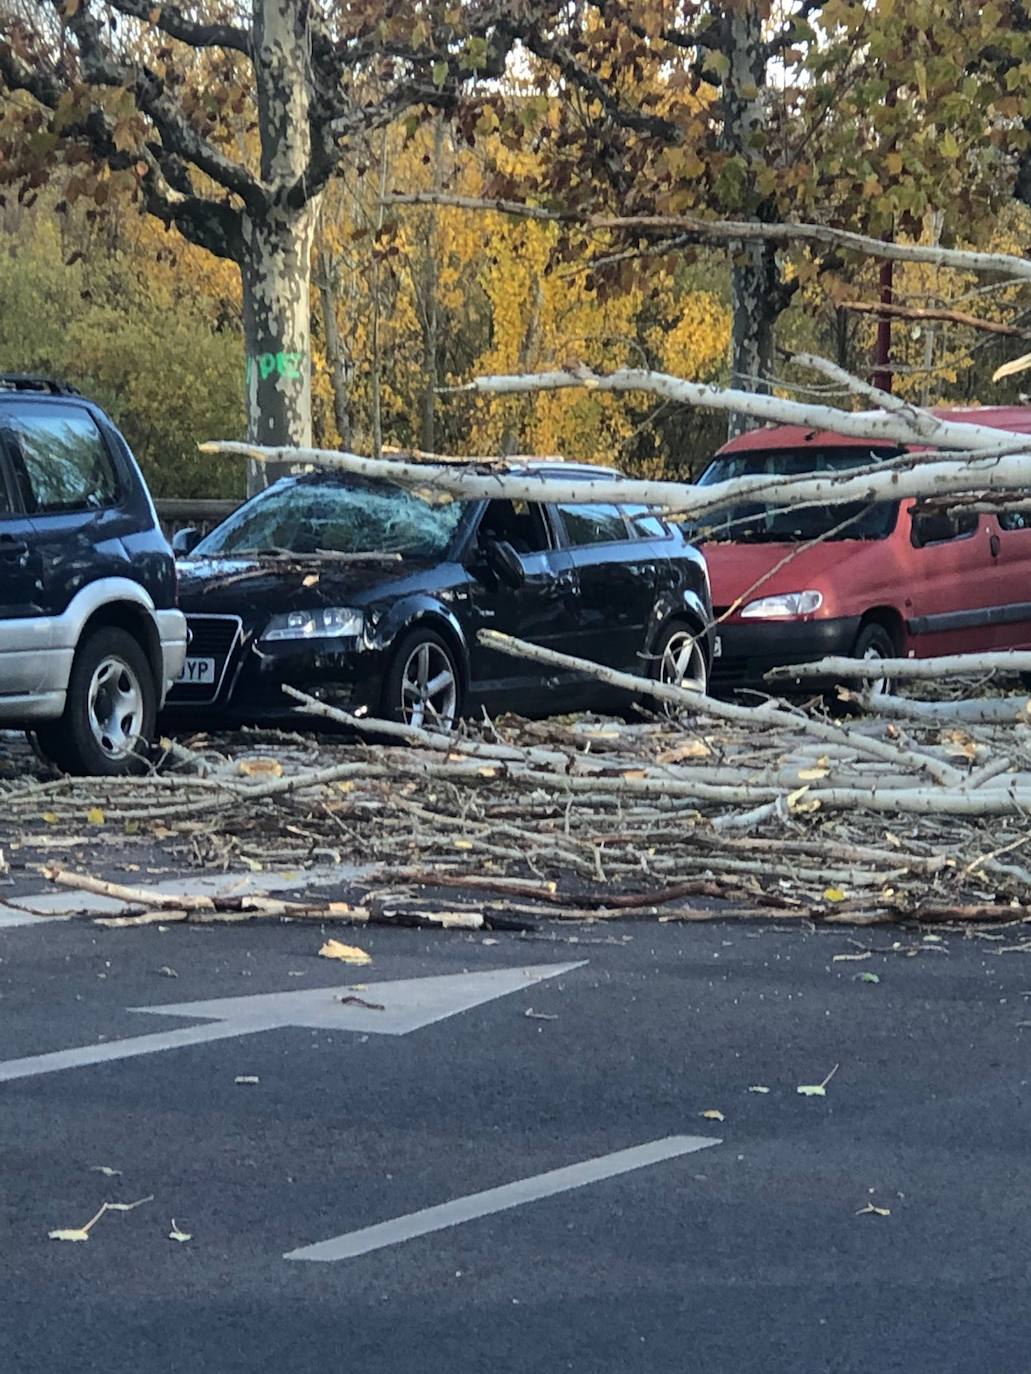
[178,657,215,684]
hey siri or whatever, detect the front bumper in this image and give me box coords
[711,615,861,693]
[155,609,188,705]
[163,625,385,726]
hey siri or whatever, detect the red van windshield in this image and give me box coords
[692,446,901,543]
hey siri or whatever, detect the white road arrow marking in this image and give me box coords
[284,1135,722,1263]
[0,963,585,1084]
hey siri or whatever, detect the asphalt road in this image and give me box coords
[2,905,1030,1373]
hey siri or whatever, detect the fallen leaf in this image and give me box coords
[747,1085,770,1094]
[823,888,847,903]
[701,1109,725,1122]
[238,757,283,778]
[168,1220,192,1243]
[856,971,881,984]
[86,807,106,825]
[41,811,59,824]
[855,1203,891,1217]
[234,1075,260,1085]
[318,939,372,965]
[452,838,473,850]
[797,1063,839,1097]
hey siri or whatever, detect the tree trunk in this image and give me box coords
[720,0,782,439]
[316,243,354,449]
[243,0,321,492]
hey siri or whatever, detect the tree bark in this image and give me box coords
[720,1,781,438]
[316,242,354,448]
[243,0,323,492]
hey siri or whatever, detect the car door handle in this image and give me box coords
[990,533,1001,558]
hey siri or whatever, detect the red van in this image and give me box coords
[694,407,1031,692]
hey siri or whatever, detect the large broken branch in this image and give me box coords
[767,651,1031,683]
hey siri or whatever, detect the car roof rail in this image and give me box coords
[0,373,81,396]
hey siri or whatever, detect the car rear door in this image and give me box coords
[463,497,583,714]
[905,503,999,654]
[0,434,47,695]
[6,401,133,618]
[981,509,1031,649]
[551,502,658,674]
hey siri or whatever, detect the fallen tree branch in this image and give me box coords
[768,652,1031,682]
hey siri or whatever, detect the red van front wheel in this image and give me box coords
[851,623,895,698]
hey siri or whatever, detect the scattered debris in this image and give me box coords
[797,1064,839,1097]
[701,1109,726,1122]
[88,1165,122,1177]
[168,1220,192,1243]
[524,1007,558,1020]
[336,993,385,1010]
[234,1075,260,1085]
[318,940,372,965]
[48,1194,153,1242]
[747,1086,770,1094]
[855,1203,891,1218]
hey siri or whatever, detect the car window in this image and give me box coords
[910,506,978,547]
[477,499,551,554]
[9,406,119,514]
[556,503,628,546]
[195,477,465,559]
[621,504,669,539]
[999,510,1031,531]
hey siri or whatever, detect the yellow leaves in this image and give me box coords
[318,940,372,965]
[86,807,105,826]
[823,887,848,903]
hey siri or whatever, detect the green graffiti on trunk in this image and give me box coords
[246,350,306,383]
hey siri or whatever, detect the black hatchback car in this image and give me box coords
[164,464,712,728]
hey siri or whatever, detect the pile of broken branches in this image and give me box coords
[5,632,1031,932]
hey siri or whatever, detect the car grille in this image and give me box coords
[168,614,242,704]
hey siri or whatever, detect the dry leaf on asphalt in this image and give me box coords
[48,1194,153,1242]
[823,888,848,903]
[797,1064,839,1097]
[701,1109,725,1122]
[318,939,372,965]
[168,1220,192,1243]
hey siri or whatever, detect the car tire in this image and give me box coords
[382,627,461,732]
[35,627,156,776]
[850,622,896,698]
[650,620,708,716]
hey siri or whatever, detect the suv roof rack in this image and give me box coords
[0,373,81,396]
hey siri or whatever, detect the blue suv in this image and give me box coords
[0,377,186,774]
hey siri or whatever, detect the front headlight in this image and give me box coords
[261,607,364,641]
[740,590,823,619]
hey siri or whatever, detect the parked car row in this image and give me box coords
[2,374,1029,776]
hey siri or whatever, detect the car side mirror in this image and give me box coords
[482,538,525,588]
[172,526,201,557]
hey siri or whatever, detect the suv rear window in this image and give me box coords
[9,406,119,514]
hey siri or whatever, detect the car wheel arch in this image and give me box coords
[650,609,711,671]
[856,606,905,655]
[79,601,161,692]
[387,609,470,697]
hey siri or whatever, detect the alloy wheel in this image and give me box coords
[658,630,707,713]
[400,641,458,730]
[87,655,145,758]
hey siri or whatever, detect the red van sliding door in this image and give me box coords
[983,510,1031,650]
[904,505,1000,655]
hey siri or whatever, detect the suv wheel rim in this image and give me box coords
[659,631,707,705]
[400,642,457,731]
[88,656,145,758]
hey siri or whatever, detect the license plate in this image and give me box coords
[712,635,722,659]
[178,656,216,685]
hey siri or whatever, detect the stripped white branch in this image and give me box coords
[768,652,1031,683]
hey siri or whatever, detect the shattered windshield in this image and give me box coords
[195,477,466,559]
[688,446,901,543]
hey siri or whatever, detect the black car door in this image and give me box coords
[551,502,658,677]
[462,497,582,714]
[5,401,131,618]
[0,435,48,694]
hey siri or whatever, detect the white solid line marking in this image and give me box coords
[284,1134,721,1263]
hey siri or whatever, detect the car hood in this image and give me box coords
[176,555,440,624]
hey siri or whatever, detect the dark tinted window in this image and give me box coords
[195,477,464,558]
[556,503,627,546]
[911,506,978,546]
[622,504,669,539]
[478,498,551,554]
[692,446,899,543]
[11,407,118,514]
[999,510,1031,531]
